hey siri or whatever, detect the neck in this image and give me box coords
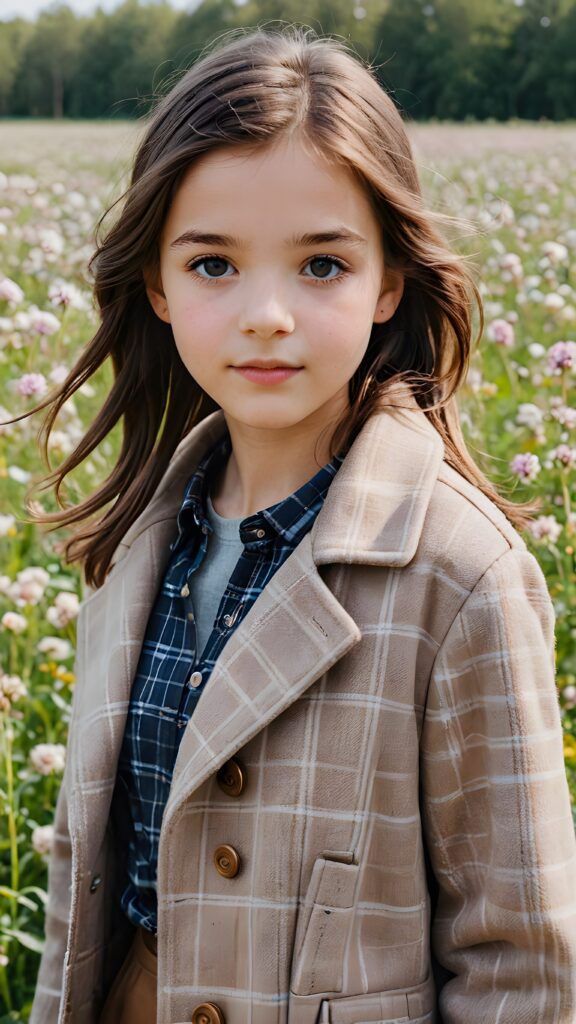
[209,401,347,519]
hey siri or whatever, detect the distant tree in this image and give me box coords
[67,0,178,118]
[0,17,33,117]
[542,2,576,117]
[0,0,575,120]
[9,4,81,118]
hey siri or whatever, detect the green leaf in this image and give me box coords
[0,887,39,912]
[0,927,45,954]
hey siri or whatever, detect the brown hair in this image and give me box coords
[7,24,541,588]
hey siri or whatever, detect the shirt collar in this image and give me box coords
[170,428,343,553]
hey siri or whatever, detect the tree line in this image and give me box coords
[0,0,574,121]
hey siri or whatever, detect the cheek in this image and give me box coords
[169,299,224,364]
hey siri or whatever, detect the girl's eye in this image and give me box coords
[186,254,349,284]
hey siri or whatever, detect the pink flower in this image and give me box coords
[16,373,47,397]
[509,452,541,481]
[549,443,576,469]
[528,515,562,543]
[550,404,576,429]
[488,318,515,347]
[29,309,60,336]
[547,340,576,373]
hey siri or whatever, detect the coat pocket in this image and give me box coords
[319,971,436,1023]
[290,855,360,996]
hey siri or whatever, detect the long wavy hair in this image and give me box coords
[8,24,540,588]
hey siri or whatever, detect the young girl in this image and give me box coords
[20,23,576,1024]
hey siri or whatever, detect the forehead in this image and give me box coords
[162,135,381,245]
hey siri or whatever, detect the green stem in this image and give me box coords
[561,472,573,534]
[498,347,518,401]
[0,719,19,914]
[0,962,12,1013]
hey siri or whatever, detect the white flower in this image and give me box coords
[7,466,30,484]
[542,241,568,266]
[543,293,565,310]
[30,743,66,775]
[32,823,54,856]
[0,277,24,304]
[9,579,45,606]
[18,566,50,587]
[1,611,27,633]
[0,514,16,536]
[48,364,69,384]
[46,592,80,628]
[563,685,576,709]
[516,403,544,431]
[48,280,89,310]
[37,636,72,660]
[38,228,64,255]
[0,672,27,712]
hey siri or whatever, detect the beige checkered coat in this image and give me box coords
[30,381,576,1024]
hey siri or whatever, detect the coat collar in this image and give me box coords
[116,378,444,570]
[69,380,445,861]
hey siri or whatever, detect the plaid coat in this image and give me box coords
[30,380,576,1024]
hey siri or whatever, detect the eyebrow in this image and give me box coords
[168,228,368,250]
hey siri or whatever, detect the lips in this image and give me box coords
[232,366,302,385]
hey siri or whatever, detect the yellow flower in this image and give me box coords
[563,734,576,765]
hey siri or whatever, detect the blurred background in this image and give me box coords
[1,2,575,1018]
[0,0,575,121]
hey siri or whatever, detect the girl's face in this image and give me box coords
[146,135,404,442]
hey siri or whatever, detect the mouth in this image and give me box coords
[231,365,303,385]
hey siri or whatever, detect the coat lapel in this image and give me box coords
[69,380,444,857]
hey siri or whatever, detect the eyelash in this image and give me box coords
[185,254,350,286]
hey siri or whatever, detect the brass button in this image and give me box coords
[180,583,190,597]
[191,1003,225,1024]
[213,844,241,878]
[216,758,246,797]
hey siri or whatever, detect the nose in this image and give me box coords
[238,277,295,339]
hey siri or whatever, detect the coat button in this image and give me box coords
[216,758,246,797]
[213,844,241,878]
[191,1003,225,1024]
[89,874,102,893]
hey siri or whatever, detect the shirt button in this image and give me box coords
[187,611,195,622]
[201,524,209,534]
[255,528,266,539]
[89,874,102,894]
[222,614,233,627]
[180,583,190,598]
[188,671,203,688]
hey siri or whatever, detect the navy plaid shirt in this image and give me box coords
[111,428,343,934]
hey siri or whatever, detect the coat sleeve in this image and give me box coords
[29,769,72,1023]
[420,545,576,1023]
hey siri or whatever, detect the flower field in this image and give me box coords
[0,120,575,1018]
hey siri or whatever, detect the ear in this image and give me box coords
[373,266,405,324]
[143,267,171,324]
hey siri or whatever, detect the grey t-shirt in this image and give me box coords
[187,494,244,657]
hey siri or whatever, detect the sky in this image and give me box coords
[0,0,196,19]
